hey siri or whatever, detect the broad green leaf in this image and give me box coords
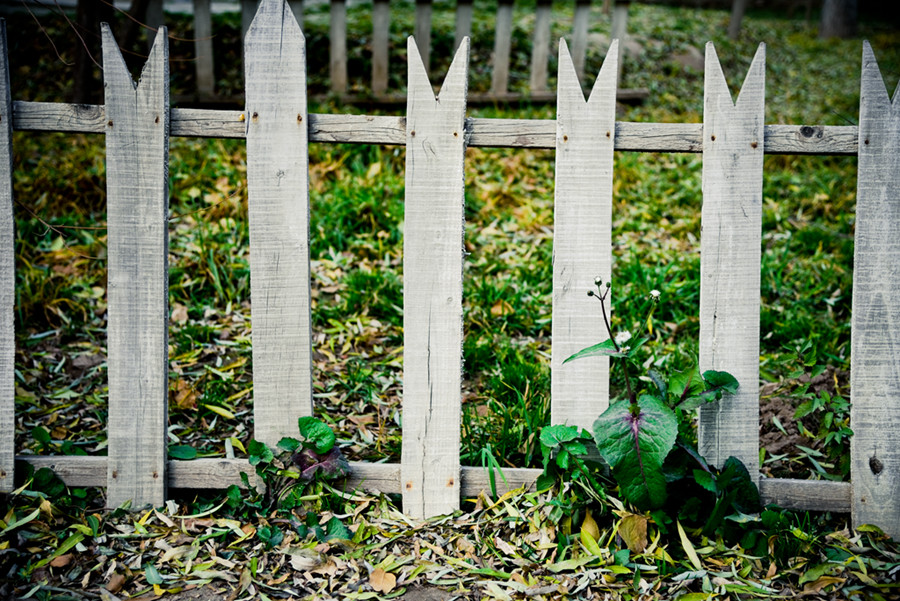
[702,370,739,394]
[0,508,40,535]
[593,396,677,509]
[718,456,761,514]
[277,437,301,453]
[626,336,650,357]
[325,516,352,541]
[247,440,273,466]
[539,424,580,449]
[298,417,336,453]
[168,445,197,460]
[669,366,704,401]
[692,469,717,494]
[563,339,622,363]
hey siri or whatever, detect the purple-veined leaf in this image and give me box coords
[593,395,677,509]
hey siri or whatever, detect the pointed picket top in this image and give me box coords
[861,41,900,110]
[247,0,302,44]
[551,36,618,432]
[101,23,168,92]
[557,38,618,105]
[407,35,469,110]
[851,40,900,539]
[704,42,765,111]
[244,0,313,447]
[102,22,169,509]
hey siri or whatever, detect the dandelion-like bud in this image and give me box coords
[606,282,611,289]
[650,289,661,300]
[587,290,595,297]
[594,276,603,286]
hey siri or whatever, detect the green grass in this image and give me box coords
[7,1,900,476]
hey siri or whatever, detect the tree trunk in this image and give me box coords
[71,0,115,104]
[819,0,858,39]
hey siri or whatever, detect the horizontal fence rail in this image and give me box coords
[2,0,899,536]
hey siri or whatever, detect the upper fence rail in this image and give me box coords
[11,101,859,154]
[2,0,899,538]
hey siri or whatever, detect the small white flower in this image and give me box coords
[615,331,632,345]
[649,289,661,299]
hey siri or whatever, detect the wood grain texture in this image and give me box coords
[758,478,851,513]
[401,37,468,519]
[570,2,590,82]
[244,0,314,448]
[103,25,170,509]
[18,456,544,498]
[415,0,433,77]
[193,0,215,97]
[329,0,347,94]
[289,0,304,28]
[529,2,552,93]
[551,40,617,431]
[11,102,861,155]
[0,22,14,493]
[242,0,258,39]
[850,42,900,538]
[454,0,473,52]
[490,1,513,95]
[372,0,390,96]
[697,43,765,480]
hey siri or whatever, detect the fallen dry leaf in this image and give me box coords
[49,553,73,567]
[370,567,396,593]
[106,572,127,593]
[619,514,649,554]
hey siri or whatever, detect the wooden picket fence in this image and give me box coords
[172,0,649,103]
[1,0,898,538]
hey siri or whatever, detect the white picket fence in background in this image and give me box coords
[0,0,898,537]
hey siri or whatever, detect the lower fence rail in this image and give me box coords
[17,455,852,514]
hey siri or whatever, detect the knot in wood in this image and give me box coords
[870,456,884,475]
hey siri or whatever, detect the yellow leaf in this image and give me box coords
[677,521,703,571]
[229,437,246,454]
[369,568,396,593]
[203,404,235,420]
[581,508,600,541]
[366,162,382,179]
[580,528,603,557]
[153,584,165,596]
[619,514,649,553]
[491,299,513,316]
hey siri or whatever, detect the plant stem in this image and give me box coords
[597,290,636,405]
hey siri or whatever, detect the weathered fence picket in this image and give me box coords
[550,39,617,431]
[698,42,765,479]
[102,25,170,508]
[244,0,314,447]
[0,20,13,494]
[401,37,469,519]
[850,41,900,537]
[5,1,900,538]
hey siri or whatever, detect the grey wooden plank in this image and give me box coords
[18,455,544,497]
[758,478,851,513]
[551,39,617,432]
[193,0,215,97]
[529,0,552,93]
[697,43,765,480]
[329,0,347,94]
[0,21,14,493]
[401,37,468,519]
[414,0,433,77]
[490,0,513,96]
[571,0,590,82]
[850,42,900,539]
[10,102,861,154]
[102,25,170,509]
[454,0,473,52]
[244,0,314,448]
[372,0,390,96]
